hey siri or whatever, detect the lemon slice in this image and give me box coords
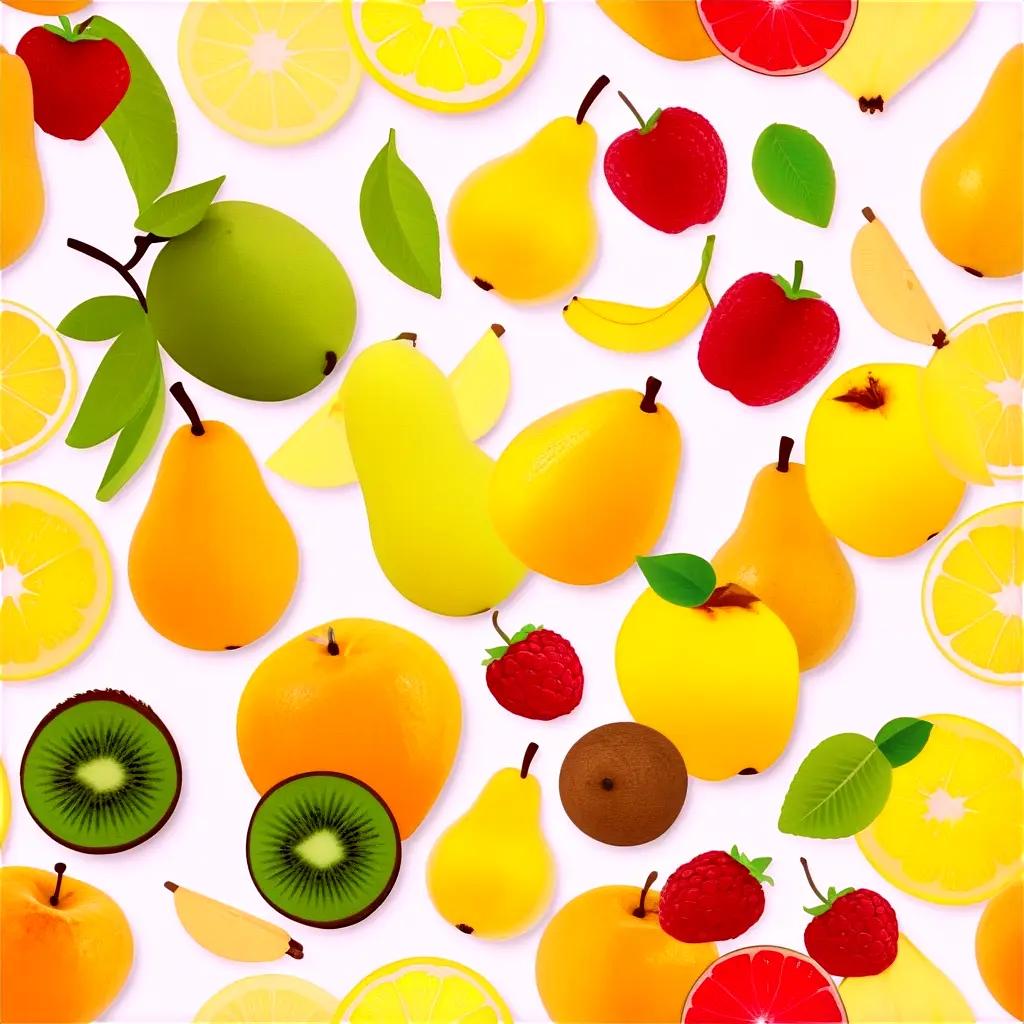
[179,1,362,146]
[923,300,1023,485]
[857,714,1023,904]
[0,301,76,466]
[0,482,113,681]
[922,502,1023,686]
[344,0,544,113]
[334,957,512,1023]
[195,974,338,1022]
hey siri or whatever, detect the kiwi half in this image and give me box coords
[20,689,182,853]
[246,772,401,928]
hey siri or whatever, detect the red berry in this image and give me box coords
[484,613,583,721]
[800,859,899,978]
[658,847,773,942]
[17,22,131,141]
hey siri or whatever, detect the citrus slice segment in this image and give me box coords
[0,301,76,466]
[857,714,1024,904]
[923,502,1023,686]
[179,1,362,146]
[0,482,113,681]
[334,957,512,1024]
[194,974,338,1022]
[344,0,544,113]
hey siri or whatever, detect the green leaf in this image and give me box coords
[636,553,716,607]
[778,733,892,839]
[86,16,177,212]
[135,176,225,237]
[66,319,160,449]
[359,129,441,298]
[752,124,836,228]
[97,364,165,500]
[482,624,539,665]
[59,296,144,341]
[875,717,933,768]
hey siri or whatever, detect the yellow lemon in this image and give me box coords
[0,482,113,681]
[923,502,1022,686]
[0,301,76,466]
[334,957,512,1024]
[344,0,544,113]
[179,1,362,146]
[195,974,338,1022]
[857,714,1023,904]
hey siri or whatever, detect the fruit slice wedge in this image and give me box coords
[697,0,857,76]
[0,759,10,847]
[194,974,338,1023]
[0,482,113,681]
[344,0,544,113]
[682,945,847,1022]
[0,301,76,466]
[857,714,1023,904]
[334,957,513,1024]
[179,1,362,146]
[922,502,1023,686]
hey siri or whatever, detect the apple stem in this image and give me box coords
[520,741,539,779]
[633,871,658,918]
[491,610,512,645]
[777,436,795,473]
[169,382,205,437]
[617,91,647,129]
[640,377,662,414]
[791,260,804,292]
[326,626,340,656]
[800,857,828,905]
[576,75,610,125]
[698,234,716,285]
[50,863,67,907]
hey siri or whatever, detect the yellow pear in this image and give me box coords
[1,48,44,270]
[448,77,609,302]
[128,383,298,651]
[921,44,1023,278]
[714,436,855,671]
[426,743,555,939]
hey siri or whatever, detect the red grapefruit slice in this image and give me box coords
[682,946,847,1023]
[697,0,857,76]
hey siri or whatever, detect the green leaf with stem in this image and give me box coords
[59,296,144,341]
[135,176,225,237]
[97,363,165,500]
[636,553,716,607]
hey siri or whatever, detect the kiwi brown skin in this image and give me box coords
[559,722,687,847]
[19,689,182,855]
[245,771,402,929]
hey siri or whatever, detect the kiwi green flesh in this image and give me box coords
[20,690,182,853]
[246,772,401,928]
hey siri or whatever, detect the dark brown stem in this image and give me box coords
[640,377,662,414]
[800,857,828,905]
[50,863,67,907]
[703,584,758,610]
[632,871,657,918]
[323,351,338,376]
[618,91,646,129]
[326,626,340,656]
[396,332,417,347]
[576,75,610,125]
[163,881,179,892]
[601,777,614,791]
[861,207,875,223]
[490,324,505,337]
[932,330,948,349]
[67,238,149,311]
[491,610,512,645]
[286,939,303,959]
[123,232,165,272]
[456,923,474,934]
[834,374,885,409]
[777,436,795,473]
[170,382,205,436]
[520,741,539,779]
[963,266,983,278]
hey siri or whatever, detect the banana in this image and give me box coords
[824,0,975,113]
[564,234,715,352]
[851,207,947,345]
[166,882,303,962]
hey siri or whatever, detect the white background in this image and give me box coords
[2,1,1023,1021]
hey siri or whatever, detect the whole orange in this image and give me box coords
[237,618,461,839]
[2,0,90,12]
[976,876,1024,1020]
[1,863,132,1023]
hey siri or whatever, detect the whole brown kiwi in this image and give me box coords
[559,722,687,846]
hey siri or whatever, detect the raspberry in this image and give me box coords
[483,612,583,721]
[658,846,773,942]
[801,858,899,977]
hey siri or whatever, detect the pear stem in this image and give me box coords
[164,881,179,892]
[576,75,610,125]
[800,857,828,905]
[618,91,647,130]
[169,382,205,436]
[633,871,658,918]
[792,261,804,293]
[491,610,512,645]
[326,626,340,656]
[50,863,67,907]
[777,436,794,473]
[861,207,875,223]
[520,742,539,779]
[323,351,338,376]
[640,377,662,414]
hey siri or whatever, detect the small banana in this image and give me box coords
[564,235,715,352]
[166,882,303,962]
[851,208,946,346]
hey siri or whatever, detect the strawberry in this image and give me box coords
[17,16,130,141]
[658,846,773,942]
[801,858,898,977]
[483,612,583,721]
[698,261,839,405]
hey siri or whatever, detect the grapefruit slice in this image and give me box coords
[682,946,847,1023]
[697,0,857,76]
